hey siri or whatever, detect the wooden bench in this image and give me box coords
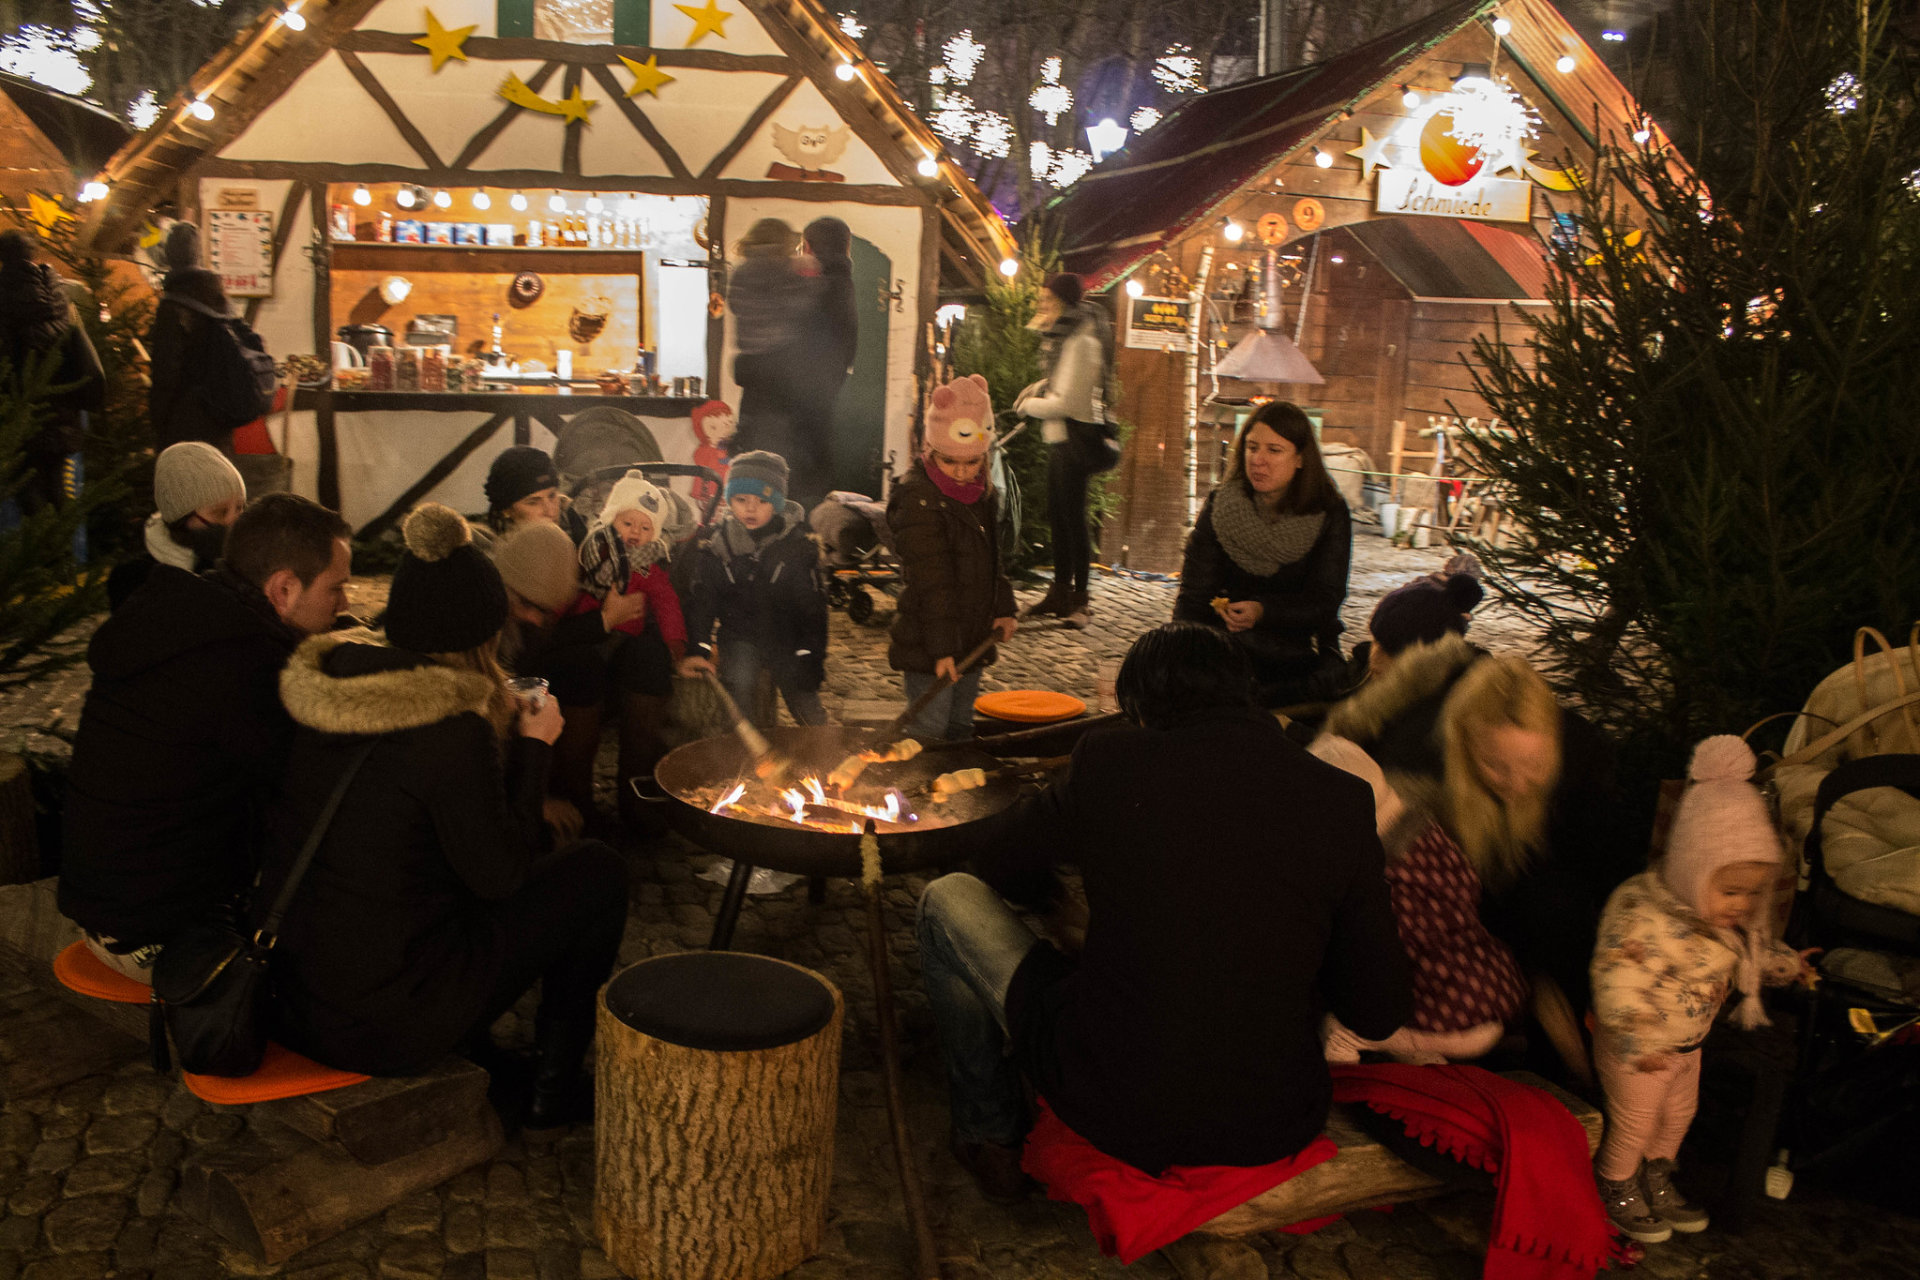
[1196,1072,1602,1236]
[0,877,502,1264]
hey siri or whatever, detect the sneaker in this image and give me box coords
[1597,1171,1673,1244]
[949,1135,1033,1205]
[1641,1158,1710,1233]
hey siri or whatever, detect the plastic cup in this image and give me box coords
[507,676,550,711]
[1095,658,1121,714]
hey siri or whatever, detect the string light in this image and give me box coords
[432,189,452,208]
[510,191,529,211]
[1555,54,1576,73]
[548,193,567,212]
[188,99,215,121]
[281,7,307,31]
[78,181,108,203]
[1601,30,1624,42]
[1632,127,1651,144]
[917,155,939,178]
[836,61,857,81]
[1125,278,1145,298]
[395,187,416,208]
[351,184,371,206]
[1222,219,1244,242]
[471,189,491,209]
[1313,148,1332,168]
[585,195,604,213]
[998,258,1019,276]
[1491,16,1512,35]
[1402,85,1419,108]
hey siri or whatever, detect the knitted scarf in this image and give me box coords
[1209,480,1325,576]
[924,457,986,505]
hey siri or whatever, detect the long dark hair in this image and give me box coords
[1227,401,1341,515]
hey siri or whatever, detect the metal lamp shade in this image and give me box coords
[1214,330,1326,385]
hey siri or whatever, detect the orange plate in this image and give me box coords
[973,690,1087,724]
[53,940,151,1004]
[183,1042,370,1105]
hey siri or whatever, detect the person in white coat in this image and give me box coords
[1015,274,1116,629]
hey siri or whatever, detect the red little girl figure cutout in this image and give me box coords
[690,399,738,504]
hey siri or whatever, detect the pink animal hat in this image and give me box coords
[924,373,995,461]
[1661,734,1783,1027]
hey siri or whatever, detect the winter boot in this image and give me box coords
[550,701,603,818]
[1023,583,1068,618]
[616,692,673,835]
[1060,590,1091,629]
[1640,1157,1710,1233]
[1596,1169,1672,1243]
[524,1012,596,1130]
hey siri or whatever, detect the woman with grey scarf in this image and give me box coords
[1173,401,1352,706]
[1015,273,1116,628]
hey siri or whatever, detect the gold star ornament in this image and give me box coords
[413,7,476,72]
[26,193,73,236]
[1347,126,1391,181]
[674,0,733,47]
[620,54,676,98]
[499,73,598,124]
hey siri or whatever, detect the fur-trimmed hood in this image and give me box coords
[281,629,496,736]
[1323,632,1479,748]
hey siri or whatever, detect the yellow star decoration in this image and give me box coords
[619,54,675,98]
[499,73,598,124]
[1346,126,1391,181]
[26,193,73,236]
[1584,227,1645,267]
[138,222,167,250]
[412,8,476,73]
[674,0,733,47]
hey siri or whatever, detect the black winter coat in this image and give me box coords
[146,271,269,449]
[261,633,552,1076]
[60,566,300,948]
[960,708,1412,1174]
[0,260,104,460]
[1173,489,1352,668]
[682,504,828,687]
[886,465,1016,673]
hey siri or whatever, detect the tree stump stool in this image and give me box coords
[595,951,843,1280]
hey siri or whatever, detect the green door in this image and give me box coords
[834,236,892,496]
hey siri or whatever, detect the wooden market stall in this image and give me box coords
[77,0,1014,532]
[1040,0,1680,572]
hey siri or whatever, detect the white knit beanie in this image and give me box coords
[1661,735,1783,1029]
[599,470,667,530]
[154,442,246,523]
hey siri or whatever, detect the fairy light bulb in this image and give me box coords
[395,187,416,208]
[189,99,215,121]
[1491,16,1512,35]
[998,258,1019,277]
[1555,54,1576,73]
[1125,278,1145,298]
[282,9,306,30]
[548,194,567,212]
[836,62,857,81]
[917,156,939,178]
[432,189,452,208]
[351,184,371,206]
[1402,86,1419,108]
[1314,148,1332,168]
[510,191,528,211]
[1222,219,1244,242]
[586,195,604,213]
[471,189,491,210]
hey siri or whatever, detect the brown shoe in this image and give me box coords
[949,1136,1032,1205]
[1060,591,1091,629]
[1023,585,1067,618]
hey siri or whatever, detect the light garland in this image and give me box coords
[942,30,984,86]
[1153,45,1205,94]
[1130,106,1162,132]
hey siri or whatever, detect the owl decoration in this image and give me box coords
[768,123,851,183]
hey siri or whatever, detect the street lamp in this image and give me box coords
[1086,118,1129,163]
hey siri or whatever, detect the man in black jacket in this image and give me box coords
[917,623,1411,1201]
[59,493,352,979]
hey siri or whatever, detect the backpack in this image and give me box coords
[162,293,277,428]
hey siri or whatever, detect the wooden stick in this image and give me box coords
[701,670,773,761]
[881,634,997,744]
[964,711,1126,755]
[862,852,941,1280]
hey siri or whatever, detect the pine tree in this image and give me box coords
[0,353,117,689]
[1464,0,1920,778]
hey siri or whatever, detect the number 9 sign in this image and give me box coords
[1292,198,1326,232]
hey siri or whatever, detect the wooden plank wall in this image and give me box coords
[1401,301,1544,439]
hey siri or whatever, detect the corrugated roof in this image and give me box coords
[1040,0,1495,286]
[1346,217,1548,299]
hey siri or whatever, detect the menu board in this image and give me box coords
[1124,295,1194,351]
[206,208,276,298]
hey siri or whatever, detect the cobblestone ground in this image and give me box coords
[1,530,1916,1279]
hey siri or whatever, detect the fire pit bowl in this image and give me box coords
[648,725,1031,878]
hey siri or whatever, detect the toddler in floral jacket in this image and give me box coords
[1589,735,1809,1244]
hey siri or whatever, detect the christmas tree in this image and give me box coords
[1465,0,1920,776]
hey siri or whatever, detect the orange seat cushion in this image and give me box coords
[183,1042,370,1104]
[974,690,1087,724]
[53,940,151,1003]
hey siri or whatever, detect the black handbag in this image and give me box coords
[149,742,376,1076]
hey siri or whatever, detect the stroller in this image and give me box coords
[810,490,899,625]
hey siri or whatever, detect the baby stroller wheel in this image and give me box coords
[846,586,876,625]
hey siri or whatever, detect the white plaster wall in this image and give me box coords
[579,102,676,178]
[649,0,784,56]
[219,53,420,166]
[360,0,499,36]
[358,52,521,168]
[719,196,922,472]
[718,79,899,187]
[637,68,789,176]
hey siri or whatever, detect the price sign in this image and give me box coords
[1292,198,1325,231]
[1257,212,1287,245]
[1124,296,1194,351]
[205,208,275,298]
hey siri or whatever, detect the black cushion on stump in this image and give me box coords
[604,952,835,1052]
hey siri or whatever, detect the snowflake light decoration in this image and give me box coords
[1825,72,1860,115]
[971,110,1012,158]
[128,89,160,130]
[943,31,985,86]
[1904,166,1920,199]
[0,26,93,95]
[1029,59,1073,125]
[1048,148,1094,187]
[838,12,866,39]
[1030,141,1053,177]
[1153,46,1204,94]
[1130,106,1163,132]
[933,94,976,143]
[1442,74,1540,163]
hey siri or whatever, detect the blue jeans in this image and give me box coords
[916,873,1042,1146]
[901,668,982,743]
[720,640,825,728]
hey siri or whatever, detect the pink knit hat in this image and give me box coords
[1660,735,1784,1027]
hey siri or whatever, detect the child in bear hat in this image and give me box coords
[572,469,686,656]
[678,450,828,728]
[1589,735,1813,1243]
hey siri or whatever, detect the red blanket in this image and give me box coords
[1020,1100,1338,1264]
[1331,1064,1621,1280]
[1020,1067,1618,1278]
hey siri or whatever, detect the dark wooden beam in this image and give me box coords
[699,74,803,181]
[336,31,790,72]
[453,62,562,171]
[309,184,330,360]
[355,412,513,539]
[561,64,584,177]
[191,159,931,205]
[747,0,924,189]
[586,63,691,182]
[706,193,726,393]
[244,179,307,327]
[336,49,445,172]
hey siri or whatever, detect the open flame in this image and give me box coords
[697,772,930,834]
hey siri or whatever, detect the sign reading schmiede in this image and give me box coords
[1376,171,1532,223]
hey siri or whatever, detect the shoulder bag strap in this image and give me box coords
[254,740,378,947]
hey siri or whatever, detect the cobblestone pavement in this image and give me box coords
[1,531,1916,1279]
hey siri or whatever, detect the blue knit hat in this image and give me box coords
[724,450,788,509]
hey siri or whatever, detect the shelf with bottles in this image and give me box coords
[324,184,710,254]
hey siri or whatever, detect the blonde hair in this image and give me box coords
[1439,655,1561,887]
[427,636,518,738]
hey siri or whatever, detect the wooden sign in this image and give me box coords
[1292,198,1325,231]
[205,208,275,297]
[1257,212,1287,245]
[216,188,260,210]
[1376,170,1531,223]
[1124,296,1194,351]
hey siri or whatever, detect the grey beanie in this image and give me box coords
[723,450,788,509]
[153,442,246,523]
[164,222,202,272]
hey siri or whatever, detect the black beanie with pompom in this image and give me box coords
[385,503,508,654]
[1368,565,1483,657]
